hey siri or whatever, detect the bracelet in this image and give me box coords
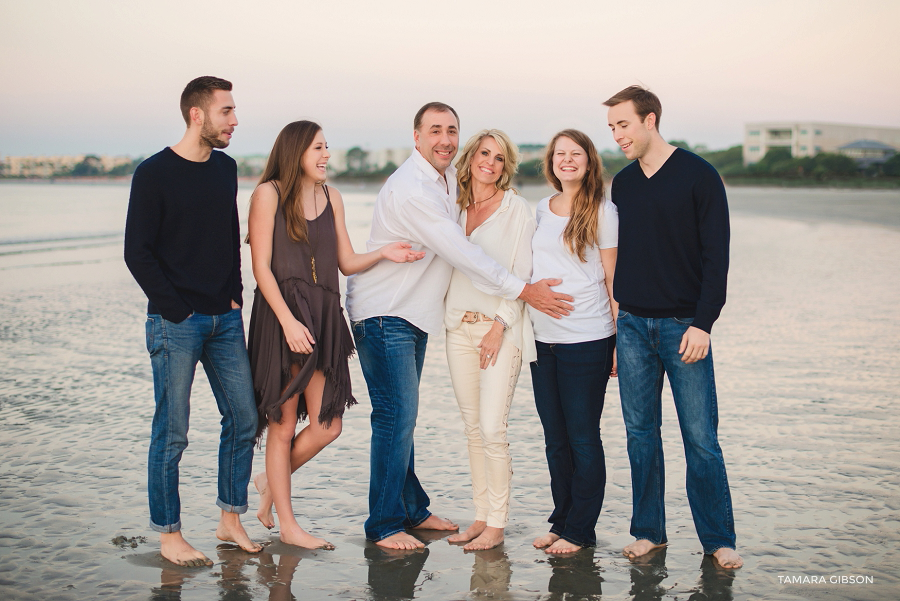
[493,315,509,331]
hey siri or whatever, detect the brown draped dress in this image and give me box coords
[247,183,355,441]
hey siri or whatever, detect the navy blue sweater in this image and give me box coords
[610,148,729,333]
[124,147,242,323]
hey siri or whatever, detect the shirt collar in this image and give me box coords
[412,148,457,185]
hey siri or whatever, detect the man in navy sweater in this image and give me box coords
[125,76,260,566]
[604,86,742,569]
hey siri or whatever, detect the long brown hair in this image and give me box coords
[257,120,322,243]
[455,129,520,209]
[542,129,606,262]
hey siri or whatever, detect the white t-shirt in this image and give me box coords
[529,195,619,344]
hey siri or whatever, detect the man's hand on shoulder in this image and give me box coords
[679,326,709,363]
[519,279,573,319]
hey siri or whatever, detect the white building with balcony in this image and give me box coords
[743,122,900,165]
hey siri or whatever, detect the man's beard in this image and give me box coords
[200,121,230,149]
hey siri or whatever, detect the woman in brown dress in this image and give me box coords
[247,121,424,549]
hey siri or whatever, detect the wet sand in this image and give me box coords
[0,183,898,600]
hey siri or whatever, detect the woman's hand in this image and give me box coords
[381,241,426,264]
[476,321,504,369]
[282,317,315,354]
[610,347,618,378]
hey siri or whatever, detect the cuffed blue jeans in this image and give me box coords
[352,316,432,542]
[145,309,258,533]
[616,311,736,554]
[530,336,615,547]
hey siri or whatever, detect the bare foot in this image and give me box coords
[464,526,504,551]
[448,521,486,543]
[412,515,459,531]
[254,473,275,529]
[623,539,667,559]
[532,532,560,549]
[375,532,425,550]
[160,531,213,567]
[216,510,262,553]
[712,547,743,569]
[280,524,334,550]
[545,538,581,554]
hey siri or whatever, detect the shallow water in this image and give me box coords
[0,182,898,600]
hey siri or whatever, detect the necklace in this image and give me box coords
[471,188,500,206]
[309,187,320,283]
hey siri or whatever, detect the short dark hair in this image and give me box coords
[414,102,459,131]
[180,76,233,126]
[603,85,662,129]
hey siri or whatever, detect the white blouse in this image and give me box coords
[529,195,618,344]
[444,190,537,363]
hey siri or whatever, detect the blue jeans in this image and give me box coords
[616,311,736,554]
[352,316,432,541]
[145,309,258,533]
[530,336,615,547]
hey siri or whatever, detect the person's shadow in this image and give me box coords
[544,548,605,600]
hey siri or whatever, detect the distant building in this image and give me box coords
[743,122,900,165]
[0,154,133,177]
[327,147,412,175]
[837,140,896,168]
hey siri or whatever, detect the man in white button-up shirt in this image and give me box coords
[347,102,571,550]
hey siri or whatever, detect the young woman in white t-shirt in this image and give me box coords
[529,129,619,554]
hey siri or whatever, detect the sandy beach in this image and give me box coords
[0,182,898,600]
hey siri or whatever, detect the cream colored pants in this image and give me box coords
[445,320,522,528]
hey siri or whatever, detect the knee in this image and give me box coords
[479,422,507,447]
[321,420,342,444]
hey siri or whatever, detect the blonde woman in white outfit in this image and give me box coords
[444,130,536,550]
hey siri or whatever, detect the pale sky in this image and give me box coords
[1,0,898,157]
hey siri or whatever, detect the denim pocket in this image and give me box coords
[672,316,695,325]
[145,316,156,353]
[351,319,366,340]
[617,309,630,319]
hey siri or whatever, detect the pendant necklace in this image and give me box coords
[309,187,319,283]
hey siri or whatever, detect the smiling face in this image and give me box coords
[469,136,505,187]
[198,89,238,149]
[552,136,588,184]
[300,129,330,183]
[414,109,459,174]
[607,99,654,160]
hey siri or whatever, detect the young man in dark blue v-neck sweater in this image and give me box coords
[604,85,743,570]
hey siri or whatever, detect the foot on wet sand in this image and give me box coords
[532,532,560,549]
[375,532,425,550]
[464,527,504,551]
[545,538,581,554]
[254,473,275,529]
[160,532,213,567]
[712,547,744,569]
[623,539,667,559]
[412,515,459,531]
[448,521,486,544]
[280,524,335,550]
[215,519,262,553]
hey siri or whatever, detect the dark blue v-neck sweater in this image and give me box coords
[124,147,242,323]
[610,148,730,333]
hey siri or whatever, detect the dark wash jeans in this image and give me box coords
[145,309,257,533]
[352,316,432,541]
[530,335,616,547]
[616,311,736,554]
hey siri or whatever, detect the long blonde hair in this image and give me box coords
[543,129,606,262]
[257,120,322,243]
[455,129,520,209]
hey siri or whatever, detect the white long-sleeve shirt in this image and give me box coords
[346,150,526,335]
[444,190,537,363]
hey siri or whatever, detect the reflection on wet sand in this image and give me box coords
[365,544,430,600]
[545,549,604,600]
[627,547,668,600]
[468,546,512,598]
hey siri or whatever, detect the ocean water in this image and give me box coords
[0,180,898,601]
